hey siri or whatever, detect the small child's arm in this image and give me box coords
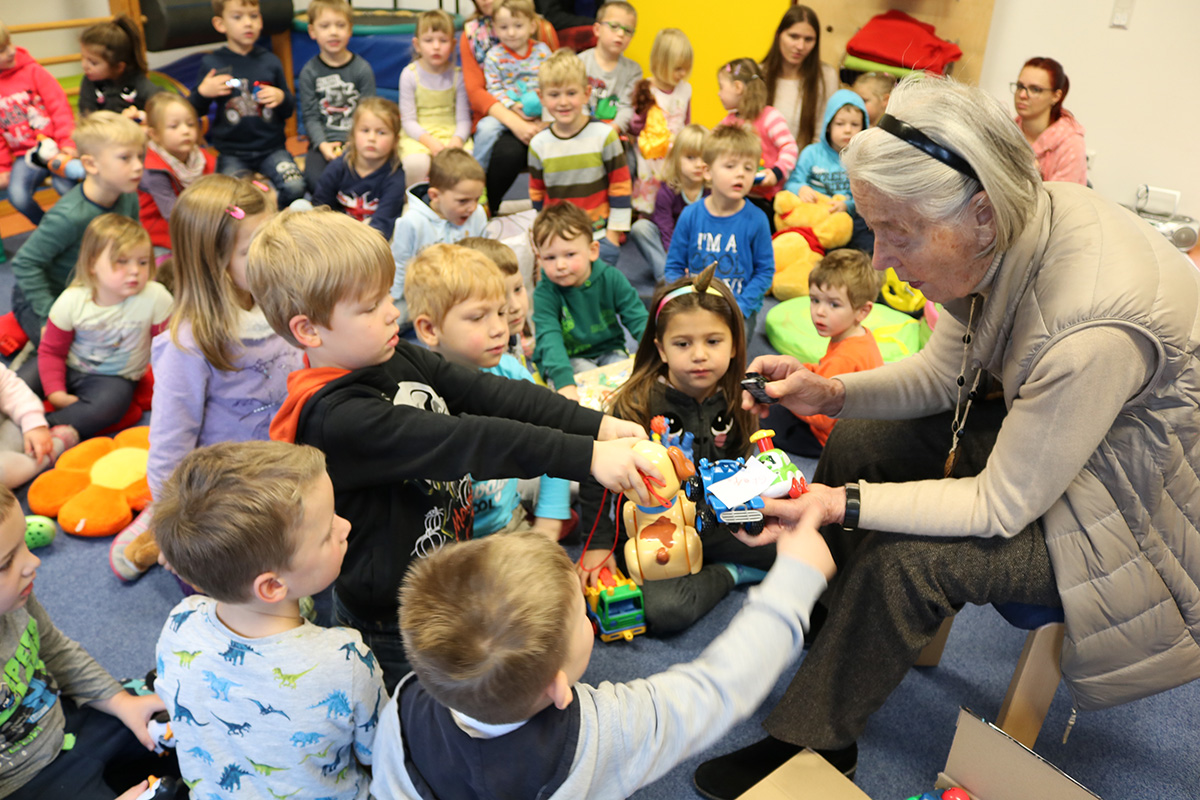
[764,107,799,185]
[483,51,509,109]
[38,320,76,408]
[146,337,211,498]
[603,128,632,233]
[738,214,776,318]
[531,282,574,389]
[528,143,547,210]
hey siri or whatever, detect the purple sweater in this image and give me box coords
[649,183,708,252]
[146,309,304,496]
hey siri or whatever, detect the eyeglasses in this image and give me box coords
[1010,82,1051,97]
[600,20,635,35]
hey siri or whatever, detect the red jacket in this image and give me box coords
[138,145,217,249]
[0,47,76,172]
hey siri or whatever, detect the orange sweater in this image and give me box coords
[799,328,884,446]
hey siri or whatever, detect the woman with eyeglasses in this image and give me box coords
[1012,56,1087,184]
[692,75,1200,800]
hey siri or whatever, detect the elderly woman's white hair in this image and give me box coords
[842,75,1041,256]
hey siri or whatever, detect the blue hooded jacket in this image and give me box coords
[783,89,869,212]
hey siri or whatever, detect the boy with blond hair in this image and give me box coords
[664,123,774,335]
[191,0,306,205]
[299,0,376,190]
[532,202,646,401]
[580,1,642,131]
[769,249,884,455]
[409,242,570,540]
[460,237,538,378]
[529,49,632,267]
[154,440,385,799]
[247,209,658,689]
[7,112,144,347]
[0,484,170,798]
[391,147,487,327]
[370,516,835,799]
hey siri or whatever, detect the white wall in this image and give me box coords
[978,0,1200,218]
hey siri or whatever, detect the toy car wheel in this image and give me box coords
[225,108,242,125]
[683,475,704,502]
[742,518,764,536]
[696,505,717,533]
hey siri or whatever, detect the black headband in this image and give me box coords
[876,114,980,184]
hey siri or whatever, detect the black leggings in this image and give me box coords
[486,130,529,217]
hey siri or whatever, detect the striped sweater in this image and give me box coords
[528,121,633,235]
[721,106,799,201]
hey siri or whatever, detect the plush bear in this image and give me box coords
[770,190,855,300]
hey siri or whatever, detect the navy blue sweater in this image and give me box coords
[190,45,293,155]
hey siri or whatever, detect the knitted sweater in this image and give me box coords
[529,121,632,235]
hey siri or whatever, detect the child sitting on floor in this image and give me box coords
[369,522,834,798]
[154,440,385,799]
[398,9,471,187]
[766,249,883,456]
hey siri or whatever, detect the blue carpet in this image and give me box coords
[6,212,1199,800]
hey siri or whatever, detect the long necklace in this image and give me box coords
[945,295,982,478]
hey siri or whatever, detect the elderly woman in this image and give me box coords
[692,76,1200,800]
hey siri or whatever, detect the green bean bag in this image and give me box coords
[765,297,931,364]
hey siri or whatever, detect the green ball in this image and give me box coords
[25,516,57,549]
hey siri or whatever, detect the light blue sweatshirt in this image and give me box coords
[783,88,870,213]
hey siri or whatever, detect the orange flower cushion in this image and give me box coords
[27,427,152,537]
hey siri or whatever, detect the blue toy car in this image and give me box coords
[685,457,766,536]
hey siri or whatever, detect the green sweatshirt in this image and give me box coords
[532,260,648,389]
[11,184,139,321]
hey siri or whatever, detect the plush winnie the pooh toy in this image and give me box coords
[770,190,855,300]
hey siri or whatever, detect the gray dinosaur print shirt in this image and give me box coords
[156,595,384,799]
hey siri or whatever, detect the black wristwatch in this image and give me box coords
[842,483,861,531]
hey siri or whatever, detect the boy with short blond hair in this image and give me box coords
[664,122,774,333]
[192,0,306,205]
[531,201,646,400]
[248,209,659,690]
[580,1,642,131]
[409,244,570,540]
[371,521,835,799]
[299,0,376,190]
[154,440,385,799]
[529,49,632,267]
[0,484,170,798]
[391,147,488,327]
[767,249,884,455]
[8,112,145,346]
[460,237,538,376]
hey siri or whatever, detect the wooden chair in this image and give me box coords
[916,603,1066,749]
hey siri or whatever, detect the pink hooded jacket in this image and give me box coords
[1016,109,1087,185]
[0,46,76,173]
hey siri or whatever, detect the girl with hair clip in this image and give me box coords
[109,175,303,582]
[18,214,171,443]
[1012,56,1087,184]
[313,96,407,239]
[761,4,839,146]
[577,264,775,635]
[629,27,693,215]
[398,9,470,187]
[78,14,162,119]
[718,57,799,217]
[140,93,216,256]
[629,123,708,285]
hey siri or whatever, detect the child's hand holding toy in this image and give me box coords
[598,415,648,441]
[590,438,663,506]
[255,84,285,109]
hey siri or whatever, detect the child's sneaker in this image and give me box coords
[109,507,154,582]
[25,137,60,170]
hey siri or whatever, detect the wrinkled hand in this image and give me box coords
[771,501,837,580]
[23,426,53,464]
[730,484,845,548]
[597,415,647,442]
[92,691,166,751]
[577,548,618,589]
[590,438,662,506]
[742,354,845,418]
[256,85,284,109]
[198,68,233,99]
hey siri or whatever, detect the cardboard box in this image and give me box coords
[934,708,1101,800]
[736,709,1100,800]
[738,748,872,800]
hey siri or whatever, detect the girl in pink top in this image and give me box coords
[1012,56,1087,185]
[0,364,73,488]
[718,57,798,212]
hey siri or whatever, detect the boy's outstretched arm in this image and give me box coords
[90,691,166,751]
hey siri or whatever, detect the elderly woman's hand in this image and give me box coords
[743,355,847,418]
[730,484,846,548]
